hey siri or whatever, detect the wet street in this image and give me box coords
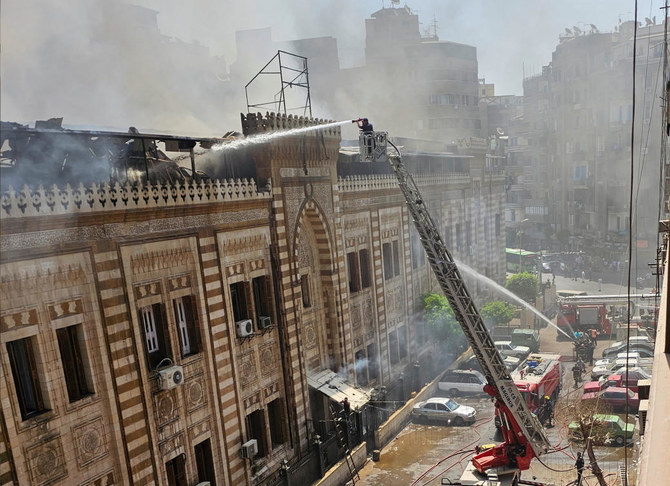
[357,276,646,486]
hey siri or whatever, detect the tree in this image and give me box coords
[481,301,516,326]
[506,272,538,304]
[422,292,463,344]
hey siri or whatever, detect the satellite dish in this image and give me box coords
[496,127,505,136]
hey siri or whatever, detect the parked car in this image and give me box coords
[583,380,607,394]
[602,340,654,358]
[503,356,522,372]
[494,341,531,360]
[595,351,647,368]
[601,367,651,391]
[412,397,477,426]
[438,369,487,396]
[568,414,635,446]
[581,387,640,413]
[511,329,541,353]
[591,358,638,380]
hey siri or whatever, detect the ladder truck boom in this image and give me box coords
[387,150,551,473]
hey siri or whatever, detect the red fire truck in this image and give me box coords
[557,303,611,339]
[495,353,562,428]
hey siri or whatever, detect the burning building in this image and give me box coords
[0,112,506,485]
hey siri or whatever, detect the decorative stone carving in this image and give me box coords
[26,435,67,485]
[1,308,39,332]
[263,382,279,399]
[73,416,108,468]
[48,299,83,320]
[259,344,276,377]
[238,352,257,388]
[188,419,211,442]
[225,263,245,278]
[154,390,178,426]
[0,264,87,299]
[304,324,317,349]
[243,392,262,410]
[134,280,162,300]
[351,305,361,329]
[131,248,193,274]
[168,274,191,292]
[186,377,206,412]
[220,234,267,255]
[0,178,269,219]
[158,433,184,457]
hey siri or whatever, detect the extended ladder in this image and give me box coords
[387,151,551,462]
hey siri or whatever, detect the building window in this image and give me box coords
[230,282,250,322]
[301,275,311,308]
[252,276,272,327]
[495,214,501,236]
[389,330,399,365]
[268,399,287,448]
[382,243,393,280]
[139,303,171,369]
[246,409,268,457]
[392,240,401,276]
[355,349,368,386]
[347,252,361,293]
[367,343,379,381]
[194,439,216,486]
[56,325,92,402]
[398,325,408,360]
[165,454,187,486]
[173,296,200,357]
[6,338,46,420]
[359,249,372,288]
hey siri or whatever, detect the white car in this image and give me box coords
[412,397,477,426]
[438,369,487,395]
[591,357,639,380]
[494,341,531,360]
[595,352,640,368]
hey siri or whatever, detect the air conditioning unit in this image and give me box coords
[258,315,272,330]
[236,319,254,338]
[157,365,184,390]
[241,439,258,459]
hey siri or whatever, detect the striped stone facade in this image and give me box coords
[0,112,506,485]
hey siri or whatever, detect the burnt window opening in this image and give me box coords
[194,439,216,486]
[173,296,201,358]
[347,252,361,293]
[7,337,47,420]
[301,275,311,308]
[355,349,368,386]
[268,399,288,448]
[139,303,172,369]
[230,281,250,322]
[246,409,269,457]
[252,275,273,328]
[359,249,372,288]
[465,221,472,251]
[455,223,462,252]
[56,325,93,402]
[165,454,187,486]
[383,242,393,280]
[367,343,379,381]
[398,325,408,360]
[495,214,501,237]
[389,330,399,365]
[392,240,401,276]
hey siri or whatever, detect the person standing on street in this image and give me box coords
[575,452,585,485]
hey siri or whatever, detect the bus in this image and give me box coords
[506,248,539,273]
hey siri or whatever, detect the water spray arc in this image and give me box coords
[213,119,352,153]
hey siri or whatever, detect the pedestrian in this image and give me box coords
[575,452,585,485]
[341,397,351,418]
[581,270,585,283]
[598,277,602,292]
[590,328,598,344]
[572,363,581,388]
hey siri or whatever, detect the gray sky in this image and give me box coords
[132,0,664,93]
[1,0,666,132]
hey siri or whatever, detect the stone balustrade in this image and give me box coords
[0,178,271,219]
[337,173,473,193]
